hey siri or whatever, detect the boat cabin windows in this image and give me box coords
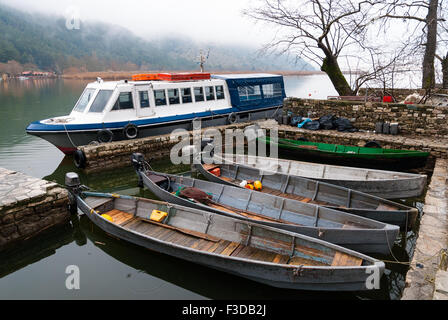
[154,89,167,106]
[89,90,113,113]
[215,85,225,100]
[194,87,204,102]
[112,92,134,110]
[262,83,283,98]
[73,88,96,112]
[139,91,150,108]
[205,86,215,101]
[181,88,192,103]
[168,89,180,105]
[238,85,262,101]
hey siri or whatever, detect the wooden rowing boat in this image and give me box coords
[258,136,430,170]
[193,160,418,230]
[214,153,427,199]
[130,157,399,254]
[66,174,385,291]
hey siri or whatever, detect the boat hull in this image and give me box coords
[27,106,281,154]
[259,136,430,170]
[77,194,385,291]
[139,170,400,254]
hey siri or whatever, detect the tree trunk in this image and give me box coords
[442,53,448,89]
[421,0,438,89]
[321,56,354,96]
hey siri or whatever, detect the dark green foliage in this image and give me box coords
[0,4,314,73]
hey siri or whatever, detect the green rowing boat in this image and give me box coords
[258,136,430,170]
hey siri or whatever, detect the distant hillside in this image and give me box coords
[0,4,314,74]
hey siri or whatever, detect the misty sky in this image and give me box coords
[0,0,272,47]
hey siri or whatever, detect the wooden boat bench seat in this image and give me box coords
[331,252,363,266]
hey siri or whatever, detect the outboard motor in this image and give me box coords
[201,138,215,162]
[65,172,81,215]
[131,153,146,187]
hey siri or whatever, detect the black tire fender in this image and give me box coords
[97,129,113,143]
[123,123,138,139]
[73,149,86,169]
[228,112,237,124]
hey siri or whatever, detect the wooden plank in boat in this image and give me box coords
[104,208,133,224]
[126,219,146,232]
[146,173,168,184]
[288,256,327,266]
[206,241,222,253]
[208,202,238,214]
[203,164,220,171]
[221,242,240,256]
[301,198,312,203]
[212,240,232,254]
[248,248,278,262]
[234,246,259,259]
[158,229,179,242]
[229,243,246,257]
[181,234,202,248]
[331,252,363,266]
[167,231,196,246]
[195,239,215,251]
[376,203,398,211]
[262,188,283,196]
[199,241,217,252]
[272,254,289,264]
[146,224,171,238]
[132,221,158,234]
[208,202,295,225]
[139,218,220,242]
[189,239,205,250]
[85,197,112,209]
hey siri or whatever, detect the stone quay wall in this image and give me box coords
[401,158,448,300]
[0,168,70,252]
[80,122,253,173]
[79,119,448,173]
[283,98,448,138]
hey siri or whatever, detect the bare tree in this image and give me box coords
[436,4,448,88]
[371,0,446,89]
[244,0,384,96]
[441,53,448,88]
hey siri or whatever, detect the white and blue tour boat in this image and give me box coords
[26,72,286,154]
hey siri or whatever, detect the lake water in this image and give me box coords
[0,75,419,299]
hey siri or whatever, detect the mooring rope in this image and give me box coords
[63,123,78,148]
[382,229,447,266]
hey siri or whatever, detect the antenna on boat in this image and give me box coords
[198,49,210,72]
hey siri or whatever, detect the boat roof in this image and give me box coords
[211,73,282,79]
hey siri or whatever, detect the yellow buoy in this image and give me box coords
[254,181,263,191]
[245,184,254,190]
[101,214,114,223]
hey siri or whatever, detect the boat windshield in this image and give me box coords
[73,88,96,112]
[89,90,114,113]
